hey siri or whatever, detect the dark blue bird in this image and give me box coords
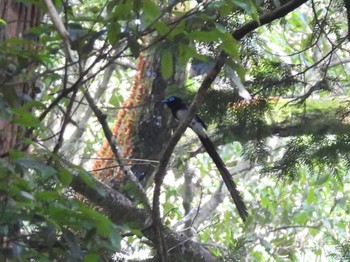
[162,96,248,222]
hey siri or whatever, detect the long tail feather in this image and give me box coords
[198,135,248,222]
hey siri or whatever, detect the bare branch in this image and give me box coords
[43,0,75,61]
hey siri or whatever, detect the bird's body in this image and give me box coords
[162,96,248,222]
[176,109,207,138]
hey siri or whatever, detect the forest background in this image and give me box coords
[1,0,350,261]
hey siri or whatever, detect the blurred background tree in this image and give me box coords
[0,0,350,261]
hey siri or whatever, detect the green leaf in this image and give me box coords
[233,0,260,24]
[178,44,198,65]
[47,204,76,223]
[154,21,170,36]
[166,19,186,40]
[78,169,96,189]
[36,191,61,201]
[218,2,236,17]
[313,174,329,186]
[161,50,173,80]
[261,194,270,208]
[306,188,317,204]
[112,1,133,20]
[11,108,41,127]
[220,32,240,61]
[14,158,57,178]
[294,212,308,224]
[109,227,122,249]
[187,30,220,42]
[130,229,143,238]
[108,92,123,107]
[84,253,100,262]
[0,96,12,119]
[21,100,46,111]
[59,169,73,186]
[107,22,121,45]
[95,219,112,237]
[77,206,112,237]
[143,0,161,25]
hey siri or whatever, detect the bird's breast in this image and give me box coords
[176,109,207,137]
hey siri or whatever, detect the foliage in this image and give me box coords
[1,0,350,261]
[0,151,121,261]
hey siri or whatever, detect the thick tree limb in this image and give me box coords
[271,113,350,137]
[233,0,309,40]
[70,174,218,262]
[222,99,350,143]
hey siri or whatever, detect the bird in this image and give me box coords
[162,96,248,222]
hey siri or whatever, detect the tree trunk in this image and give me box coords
[0,1,42,259]
[0,0,42,156]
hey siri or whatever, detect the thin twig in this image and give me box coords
[90,162,158,173]
[85,157,159,163]
[267,224,320,233]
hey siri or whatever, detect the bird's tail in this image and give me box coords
[198,135,248,222]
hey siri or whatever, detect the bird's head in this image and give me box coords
[161,96,186,113]
[162,96,182,104]
[162,96,182,106]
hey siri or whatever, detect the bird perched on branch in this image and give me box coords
[162,96,248,222]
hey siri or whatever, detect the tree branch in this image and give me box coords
[223,98,350,143]
[43,0,75,61]
[84,90,151,210]
[232,0,309,41]
[70,174,218,262]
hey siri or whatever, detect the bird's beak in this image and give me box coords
[161,99,168,103]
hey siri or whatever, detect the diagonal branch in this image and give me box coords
[84,90,151,210]
[43,0,75,62]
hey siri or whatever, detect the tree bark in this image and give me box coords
[0,0,42,156]
[0,1,42,259]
